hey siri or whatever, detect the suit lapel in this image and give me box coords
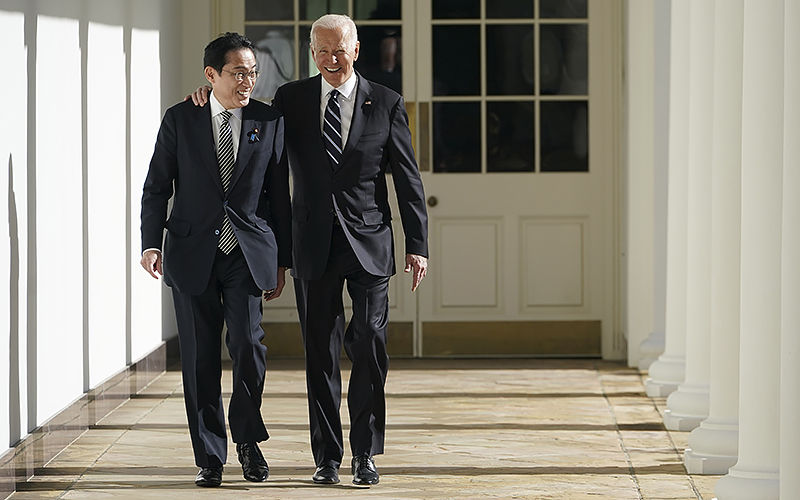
[230,104,258,191]
[339,73,373,169]
[195,104,225,195]
[305,76,331,169]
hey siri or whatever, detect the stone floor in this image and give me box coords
[7,359,722,499]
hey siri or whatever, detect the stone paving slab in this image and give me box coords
[8,359,720,500]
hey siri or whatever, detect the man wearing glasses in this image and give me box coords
[140,32,291,487]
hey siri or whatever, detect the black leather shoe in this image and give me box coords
[236,442,269,482]
[351,455,380,485]
[312,464,340,484]
[195,466,223,487]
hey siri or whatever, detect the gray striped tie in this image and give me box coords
[323,89,343,166]
[217,110,238,254]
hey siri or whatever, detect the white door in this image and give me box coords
[392,0,623,358]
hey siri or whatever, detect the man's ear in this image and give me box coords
[204,66,216,85]
[353,41,360,61]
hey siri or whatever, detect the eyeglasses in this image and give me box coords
[220,68,261,82]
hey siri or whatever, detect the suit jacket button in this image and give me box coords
[215,230,220,235]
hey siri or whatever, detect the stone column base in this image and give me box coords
[663,409,704,431]
[715,469,779,500]
[684,448,736,475]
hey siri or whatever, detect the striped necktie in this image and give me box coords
[217,110,238,254]
[323,89,343,166]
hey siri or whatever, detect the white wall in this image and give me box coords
[0,3,30,453]
[0,0,210,455]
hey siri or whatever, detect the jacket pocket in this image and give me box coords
[362,210,384,226]
[359,131,386,143]
[166,216,191,237]
[251,217,271,232]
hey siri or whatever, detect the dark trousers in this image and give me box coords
[172,246,269,468]
[294,225,390,468]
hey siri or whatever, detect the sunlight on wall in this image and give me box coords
[129,27,163,363]
[0,9,29,448]
[35,14,84,423]
[87,21,127,387]
[0,10,26,447]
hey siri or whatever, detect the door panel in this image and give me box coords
[522,218,584,307]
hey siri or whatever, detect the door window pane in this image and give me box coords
[246,26,294,100]
[300,26,314,79]
[540,0,587,18]
[300,0,348,20]
[354,0,400,20]
[434,102,481,173]
[487,0,533,19]
[487,102,534,172]
[433,0,479,19]
[355,25,402,94]
[487,24,534,95]
[541,101,588,172]
[540,24,588,95]
[246,0,293,21]
[433,25,481,96]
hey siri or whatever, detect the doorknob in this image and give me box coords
[427,196,438,207]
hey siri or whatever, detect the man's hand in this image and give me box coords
[404,254,428,292]
[264,267,287,302]
[185,85,212,106]
[140,250,162,279]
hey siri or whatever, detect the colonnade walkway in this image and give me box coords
[7,359,720,499]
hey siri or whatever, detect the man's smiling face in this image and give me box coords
[205,48,256,109]
[311,26,359,88]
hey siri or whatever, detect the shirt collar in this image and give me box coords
[320,72,358,101]
[209,91,243,120]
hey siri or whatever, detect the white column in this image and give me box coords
[662,0,714,431]
[684,0,744,474]
[639,0,672,371]
[646,0,689,398]
[780,0,800,498]
[625,0,655,369]
[714,1,784,499]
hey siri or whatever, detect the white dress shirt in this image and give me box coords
[209,90,243,160]
[320,72,358,147]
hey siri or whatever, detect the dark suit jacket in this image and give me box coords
[141,98,292,295]
[273,73,427,281]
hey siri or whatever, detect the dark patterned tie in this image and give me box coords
[217,110,238,254]
[323,89,343,166]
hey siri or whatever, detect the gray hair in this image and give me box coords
[310,14,359,52]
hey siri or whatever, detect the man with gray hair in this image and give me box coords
[274,14,427,486]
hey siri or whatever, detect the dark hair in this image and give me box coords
[203,32,255,73]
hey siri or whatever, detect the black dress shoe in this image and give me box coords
[195,465,223,487]
[312,464,340,484]
[351,455,380,485]
[236,442,269,482]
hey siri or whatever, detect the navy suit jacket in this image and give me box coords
[141,97,292,295]
[273,73,427,281]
